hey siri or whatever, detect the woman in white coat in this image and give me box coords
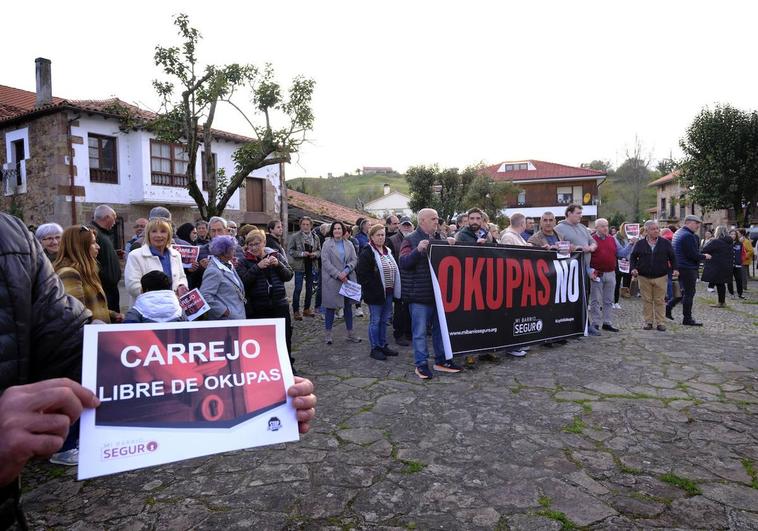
[124,218,188,304]
[321,221,362,345]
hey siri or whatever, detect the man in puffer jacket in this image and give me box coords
[0,212,98,529]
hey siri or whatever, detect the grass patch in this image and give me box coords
[400,460,426,474]
[562,417,586,434]
[48,466,67,479]
[741,458,758,489]
[660,472,701,495]
[563,448,583,469]
[613,455,643,475]
[510,383,525,394]
[630,491,672,506]
[145,496,157,507]
[358,404,374,413]
[534,495,578,530]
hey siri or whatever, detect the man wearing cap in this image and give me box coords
[666,215,711,326]
[391,216,414,346]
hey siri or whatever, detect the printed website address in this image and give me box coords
[449,328,498,336]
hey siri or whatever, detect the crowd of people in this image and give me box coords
[2,197,754,527]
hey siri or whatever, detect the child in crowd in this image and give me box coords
[124,271,186,323]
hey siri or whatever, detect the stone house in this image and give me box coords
[647,171,742,232]
[0,58,282,248]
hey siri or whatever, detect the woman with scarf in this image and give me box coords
[356,224,402,361]
[200,235,246,320]
[237,229,295,368]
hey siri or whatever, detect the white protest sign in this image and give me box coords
[78,319,298,480]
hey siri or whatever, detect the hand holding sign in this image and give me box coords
[0,378,99,485]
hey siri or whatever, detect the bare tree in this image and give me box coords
[151,14,315,219]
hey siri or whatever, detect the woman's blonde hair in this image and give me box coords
[54,225,104,295]
[144,218,173,249]
[245,228,267,244]
[368,224,385,238]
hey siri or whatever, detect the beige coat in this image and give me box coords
[124,244,188,303]
[320,237,358,309]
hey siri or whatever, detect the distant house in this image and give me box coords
[0,58,281,246]
[362,166,393,175]
[647,171,737,231]
[363,184,411,219]
[287,189,381,231]
[484,160,606,221]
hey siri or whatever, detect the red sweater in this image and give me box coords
[591,234,617,273]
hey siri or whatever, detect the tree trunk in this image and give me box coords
[280,162,288,247]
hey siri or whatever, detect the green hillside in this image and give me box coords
[287,174,409,209]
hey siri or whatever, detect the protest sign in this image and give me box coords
[625,223,640,238]
[179,288,210,321]
[174,245,200,268]
[429,244,587,358]
[556,240,571,259]
[78,319,297,480]
[618,258,630,274]
[338,279,362,302]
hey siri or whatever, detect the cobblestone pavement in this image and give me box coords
[20,279,758,530]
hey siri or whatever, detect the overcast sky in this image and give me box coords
[4,0,757,178]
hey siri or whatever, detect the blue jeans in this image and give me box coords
[409,303,446,367]
[325,298,354,330]
[368,295,393,348]
[292,270,315,312]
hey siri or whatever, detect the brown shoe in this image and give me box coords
[293,311,303,321]
[303,308,315,317]
[656,324,666,331]
[642,323,653,330]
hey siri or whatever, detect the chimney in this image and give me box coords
[35,58,52,108]
[383,183,390,196]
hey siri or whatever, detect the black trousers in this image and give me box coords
[392,299,412,340]
[104,282,120,313]
[614,269,631,303]
[667,268,698,321]
[727,267,743,296]
[248,305,294,364]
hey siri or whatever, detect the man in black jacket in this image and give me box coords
[0,212,98,528]
[91,204,122,312]
[399,208,463,379]
[630,220,677,331]
[667,215,711,325]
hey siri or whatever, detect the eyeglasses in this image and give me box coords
[41,235,61,242]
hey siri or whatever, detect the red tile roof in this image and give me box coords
[484,160,606,182]
[0,84,254,143]
[287,189,382,226]
[648,170,679,187]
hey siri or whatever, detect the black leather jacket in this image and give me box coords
[0,213,91,527]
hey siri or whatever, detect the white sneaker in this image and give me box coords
[612,303,621,309]
[50,448,79,466]
[354,306,364,317]
[506,350,527,357]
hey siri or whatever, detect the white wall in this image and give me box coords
[72,114,241,209]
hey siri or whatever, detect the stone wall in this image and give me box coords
[0,112,72,226]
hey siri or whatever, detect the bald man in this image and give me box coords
[399,209,463,379]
